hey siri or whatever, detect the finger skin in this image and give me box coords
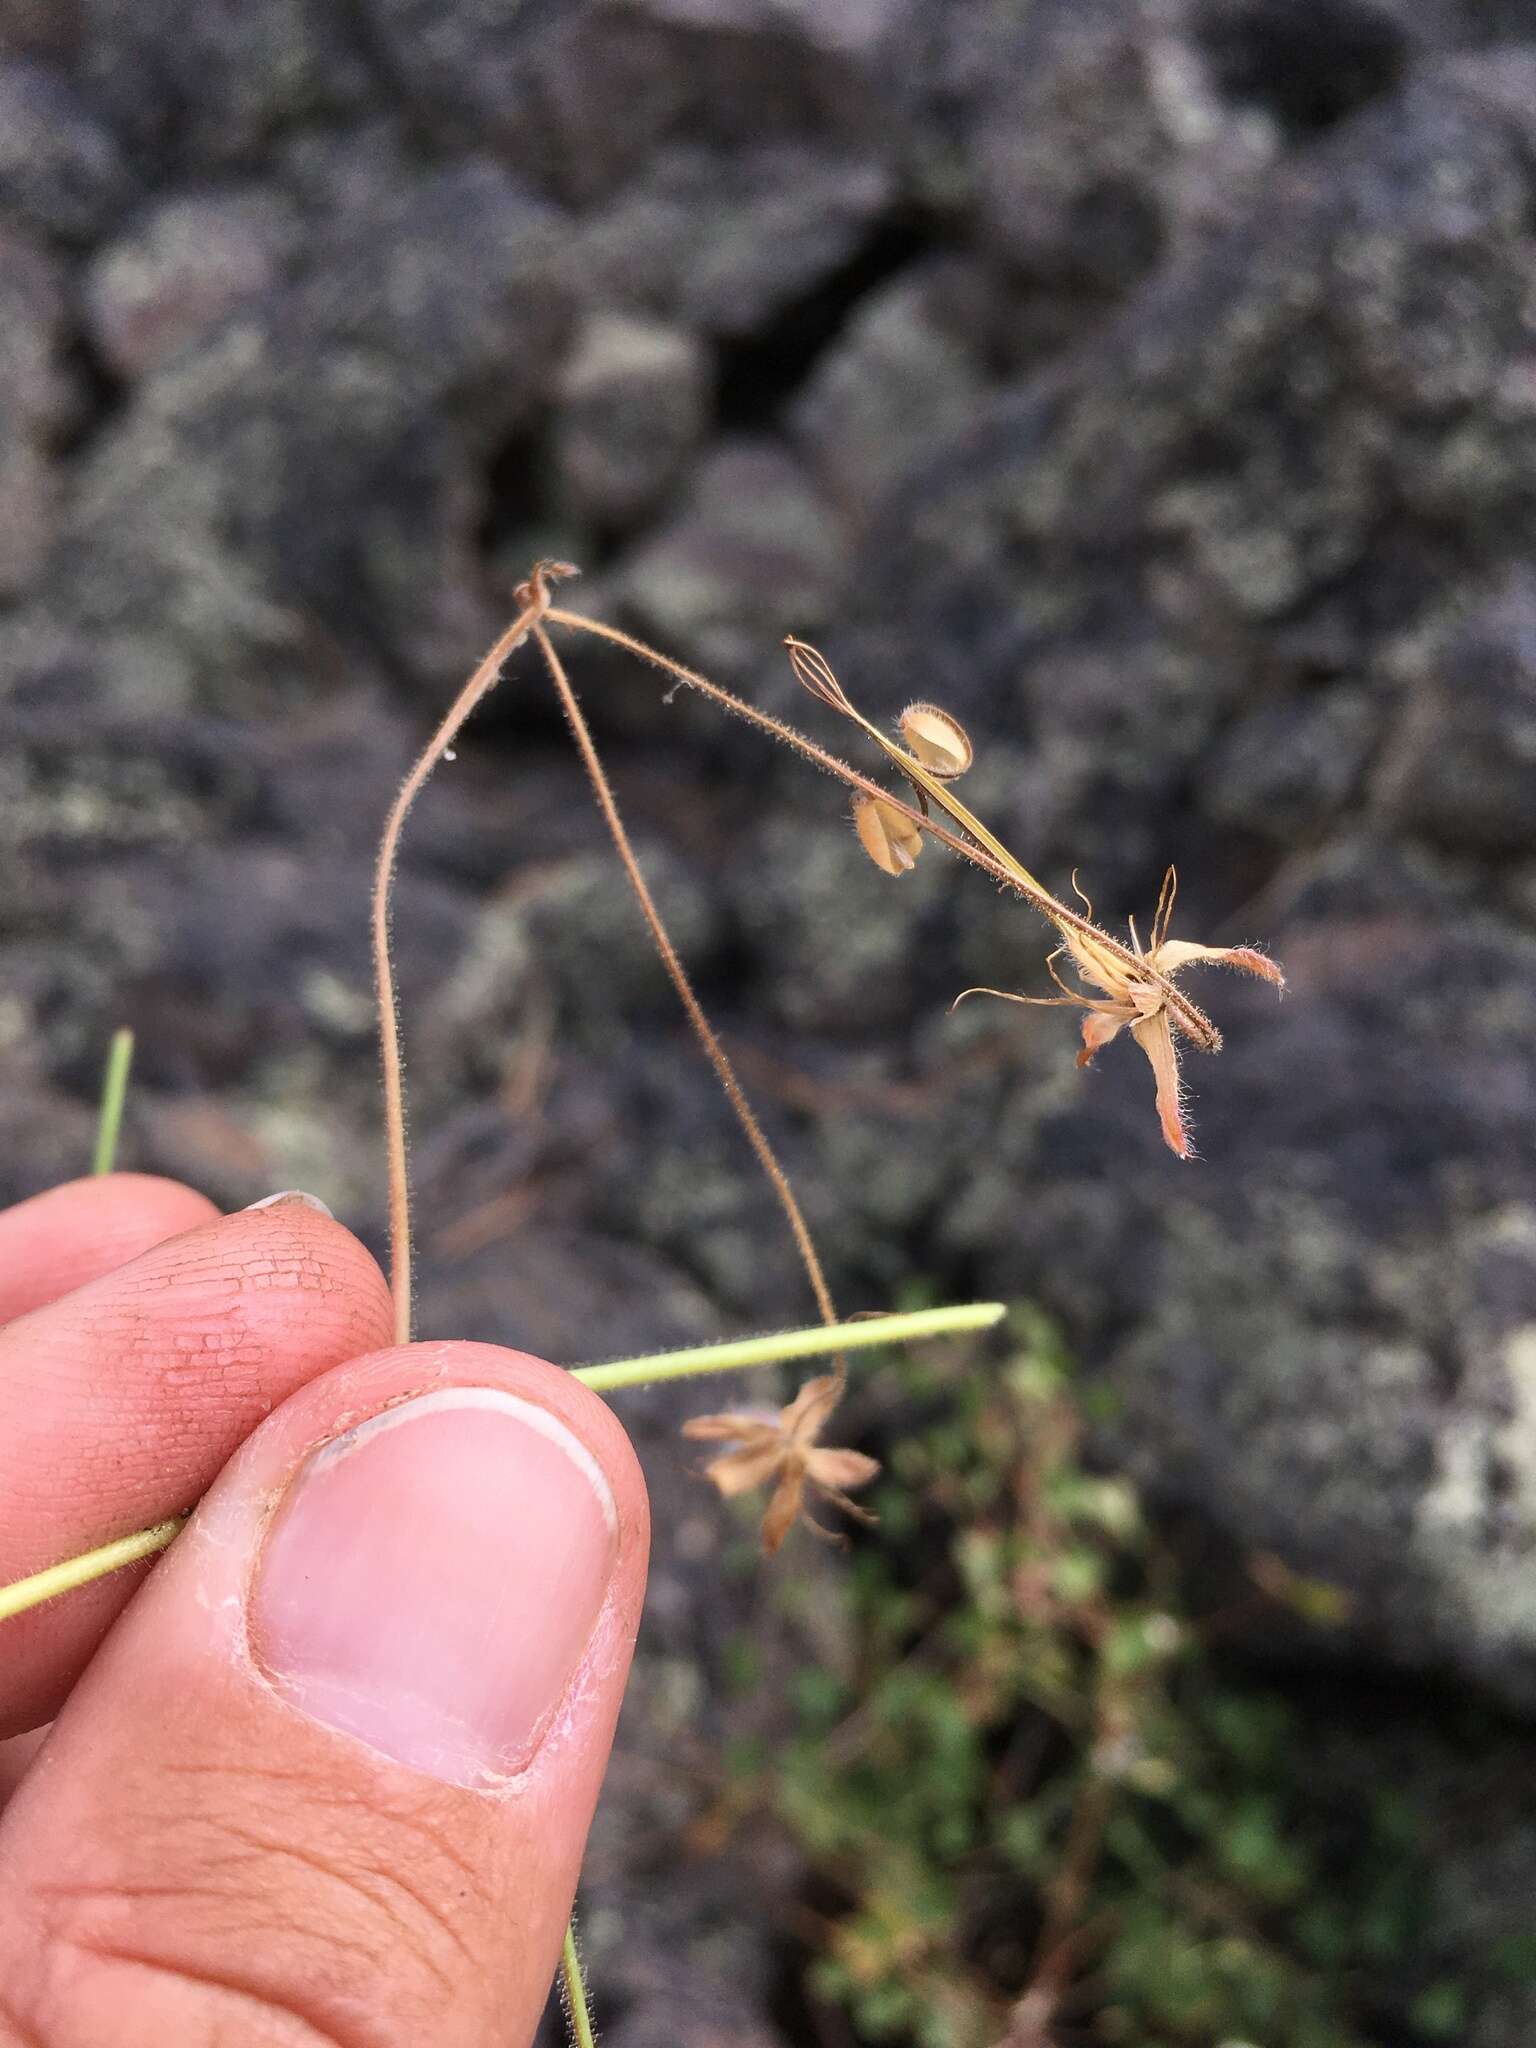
[0,1344,649,2048]
[0,1176,221,1780]
[0,1201,394,1736]
[0,1731,45,1808]
[0,1176,219,1325]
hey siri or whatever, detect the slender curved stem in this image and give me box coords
[531,619,843,1367]
[372,585,557,1344]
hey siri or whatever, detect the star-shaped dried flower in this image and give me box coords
[956,869,1284,1159]
[681,1375,881,1553]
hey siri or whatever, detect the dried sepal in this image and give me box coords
[786,632,1285,1159]
[853,792,923,875]
[683,1373,880,1553]
[899,702,973,780]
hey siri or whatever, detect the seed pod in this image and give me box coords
[853,793,922,876]
[899,702,973,779]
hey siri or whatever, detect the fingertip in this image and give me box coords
[0,1198,397,1735]
[174,1195,397,1360]
[246,1338,652,1590]
[429,1341,652,1548]
[0,1174,221,1323]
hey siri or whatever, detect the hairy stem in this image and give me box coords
[560,1922,596,2048]
[578,1301,1002,1391]
[530,617,843,1371]
[0,1303,1004,1621]
[372,582,559,1344]
[0,1517,187,1623]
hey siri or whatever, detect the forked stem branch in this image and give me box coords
[543,606,1215,1045]
[530,614,844,1376]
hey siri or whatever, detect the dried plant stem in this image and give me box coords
[91,1027,134,1176]
[544,608,1214,1047]
[543,607,1000,874]
[530,619,844,1370]
[0,1303,1004,1622]
[372,583,558,1344]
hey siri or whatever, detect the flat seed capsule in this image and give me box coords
[899,702,973,779]
[852,793,922,875]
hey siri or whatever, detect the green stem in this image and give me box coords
[577,1301,1005,1391]
[0,1516,186,1624]
[0,1302,1004,1621]
[561,1921,596,2048]
[91,1028,134,1176]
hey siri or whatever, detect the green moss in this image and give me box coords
[766,1315,1460,2047]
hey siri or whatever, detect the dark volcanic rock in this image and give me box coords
[83,188,299,380]
[357,0,900,203]
[789,258,990,527]
[554,312,711,528]
[51,149,572,695]
[77,0,370,171]
[1376,571,1536,857]
[829,47,1536,1708]
[969,0,1278,286]
[617,439,844,672]
[0,225,72,595]
[0,56,133,240]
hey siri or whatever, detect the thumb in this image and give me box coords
[0,1342,649,2048]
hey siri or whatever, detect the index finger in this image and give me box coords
[0,1196,394,1736]
[0,1175,220,1325]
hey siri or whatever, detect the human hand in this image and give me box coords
[0,1178,649,2045]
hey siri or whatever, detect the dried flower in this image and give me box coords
[682,1374,880,1552]
[782,637,1284,1159]
[955,869,1284,1159]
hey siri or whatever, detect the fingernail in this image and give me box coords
[250,1388,619,1787]
[244,1189,334,1217]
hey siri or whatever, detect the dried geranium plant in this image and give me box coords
[0,556,1281,2041]
[780,637,1284,1159]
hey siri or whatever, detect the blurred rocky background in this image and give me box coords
[6,0,1536,2040]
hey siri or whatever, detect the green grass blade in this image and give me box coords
[91,1028,135,1176]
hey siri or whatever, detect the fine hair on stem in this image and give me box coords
[528,609,843,1375]
[371,575,564,1343]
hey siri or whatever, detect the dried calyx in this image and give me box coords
[683,1375,880,1552]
